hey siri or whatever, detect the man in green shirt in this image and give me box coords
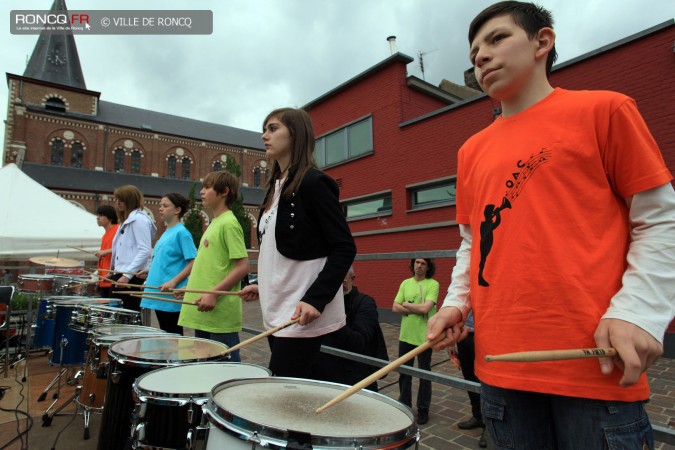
[392,258,439,425]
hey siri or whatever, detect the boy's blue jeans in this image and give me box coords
[481,382,654,450]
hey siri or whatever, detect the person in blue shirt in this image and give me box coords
[141,193,197,334]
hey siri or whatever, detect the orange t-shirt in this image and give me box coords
[97,224,119,287]
[456,88,672,401]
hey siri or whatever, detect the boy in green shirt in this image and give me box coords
[178,171,249,361]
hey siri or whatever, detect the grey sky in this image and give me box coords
[1,0,673,152]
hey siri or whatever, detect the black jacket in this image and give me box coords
[312,287,389,390]
[258,166,356,312]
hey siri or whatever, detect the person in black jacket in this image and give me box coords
[239,107,356,378]
[312,266,388,391]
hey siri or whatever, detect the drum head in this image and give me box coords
[207,378,416,447]
[109,336,229,366]
[135,363,271,399]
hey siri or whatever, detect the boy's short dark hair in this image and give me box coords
[409,258,436,279]
[96,205,118,224]
[469,1,558,76]
[202,171,239,207]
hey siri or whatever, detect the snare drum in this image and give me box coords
[98,336,230,450]
[132,363,271,449]
[17,274,54,293]
[78,328,168,410]
[203,378,419,449]
[70,304,139,332]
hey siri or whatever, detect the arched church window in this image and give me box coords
[71,142,84,168]
[167,155,177,178]
[253,166,261,187]
[181,157,191,180]
[130,150,142,174]
[113,148,125,173]
[51,139,64,166]
[45,97,66,112]
[213,160,222,171]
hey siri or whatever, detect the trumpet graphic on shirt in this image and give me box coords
[478,148,552,287]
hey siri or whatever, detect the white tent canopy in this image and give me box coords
[0,163,102,261]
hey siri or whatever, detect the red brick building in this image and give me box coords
[304,21,675,350]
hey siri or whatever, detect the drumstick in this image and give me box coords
[128,293,199,306]
[315,334,445,414]
[69,280,100,287]
[112,282,161,290]
[67,245,99,256]
[485,347,617,362]
[83,269,149,288]
[173,288,240,296]
[222,319,300,356]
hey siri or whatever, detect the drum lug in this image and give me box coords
[187,403,194,424]
[135,401,147,418]
[247,431,261,446]
[133,422,146,442]
[186,429,194,450]
[111,370,121,384]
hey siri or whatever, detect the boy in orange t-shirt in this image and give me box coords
[95,205,119,298]
[427,2,675,449]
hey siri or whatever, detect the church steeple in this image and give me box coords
[23,0,86,89]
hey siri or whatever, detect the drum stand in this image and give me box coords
[39,334,83,423]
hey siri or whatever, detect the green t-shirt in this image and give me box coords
[178,210,248,333]
[394,277,439,346]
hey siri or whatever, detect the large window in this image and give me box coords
[253,167,261,187]
[342,192,392,220]
[181,157,191,180]
[113,148,125,172]
[130,150,142,174]
[167,155,177,178]
[50,139,64,166]
[315,116,373,168]
[409,178,457,209]
[70,142,84,168]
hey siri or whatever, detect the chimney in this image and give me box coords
[387,36,397,55]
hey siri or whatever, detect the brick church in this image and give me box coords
[3,0,268,249]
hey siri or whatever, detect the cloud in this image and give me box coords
[1,0,673,154]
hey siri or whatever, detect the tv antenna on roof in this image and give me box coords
[418,49,438,81]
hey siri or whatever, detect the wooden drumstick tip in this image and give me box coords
[485,348,617,362]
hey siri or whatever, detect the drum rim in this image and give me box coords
[53,299,121,307]
[91,324,166,336]
[85,305,140,314]
[18,274,56,279]
[132,362,271,401]
[203,377,418,447]
[92,333,173,346]
[108,336,229,366]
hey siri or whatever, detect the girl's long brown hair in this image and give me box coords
[261,108,317,211]
[113,184,144,223]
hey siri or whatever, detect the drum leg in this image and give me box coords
[41,390,79,427]
[37,367,67,402]
[83,407,91,439]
